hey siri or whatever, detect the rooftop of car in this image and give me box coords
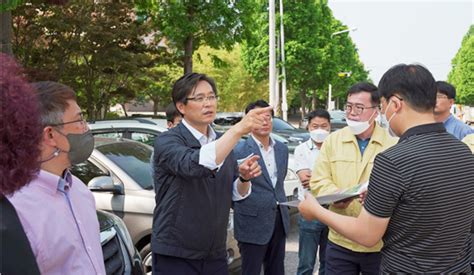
[88,119,168,132]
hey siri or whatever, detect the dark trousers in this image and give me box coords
[152,253,228,275]
[238,210,286,275]
[325,241,381,275]
[297,215,328,275]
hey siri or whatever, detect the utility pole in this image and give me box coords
[279,0,288,121]
[269,0,276,110]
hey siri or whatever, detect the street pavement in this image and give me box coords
[284,212,301,274]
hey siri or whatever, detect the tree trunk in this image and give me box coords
[312,90,317,110]
[152,99,159,116]
[183,35,193,74]
[120,103,128,117]
[86,87,95,121]
[299,89,307,120]
[0,10,13,56]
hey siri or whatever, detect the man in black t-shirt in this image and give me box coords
[299,64,474,274]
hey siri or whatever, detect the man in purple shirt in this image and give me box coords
[8,81,106,275]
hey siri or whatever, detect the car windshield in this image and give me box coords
[330,111,346,121]
[272,118,296,131]
[97,142,154,190]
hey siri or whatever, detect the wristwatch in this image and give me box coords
[239,175,250,182]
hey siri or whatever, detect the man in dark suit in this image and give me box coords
[233,100,290,275]
[152,73,271,275]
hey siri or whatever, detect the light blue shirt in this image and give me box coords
[443,114,474,140]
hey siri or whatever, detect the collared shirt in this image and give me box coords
[9,169,105,275]
[310,124,398,253]
[443,114,474,140]
[364,123,474,273]
[462,133,474,153]
[181,119,251,200]
[293,138,320,173]
[251,135,278,187]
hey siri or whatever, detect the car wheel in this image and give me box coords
[139,243,152,275]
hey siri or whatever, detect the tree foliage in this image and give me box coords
[193,45,268,112]
[242,0,368,116]
[137,0,256,74]
[448,25,474,105]
[12,0,176,119]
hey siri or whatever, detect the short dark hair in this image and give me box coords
[165,103,181,123]
[244,99,274,116]
[172,73,218,106]
[436,81,456,99]
[307,109,331,124]
[378,64,436,112]
[347,82,380,106]
[32,81,77,128]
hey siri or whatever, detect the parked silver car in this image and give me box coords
[88,119,300,201]
[71,138,241,274]
[97,209,143,274]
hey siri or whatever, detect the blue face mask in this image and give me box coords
[380,100,398,137]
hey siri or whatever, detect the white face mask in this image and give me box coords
[380,100,398,137]
[310,129,330,143]
[346,109,377,135]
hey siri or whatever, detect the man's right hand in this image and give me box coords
[234,106,273,136]
[297,170,311,189]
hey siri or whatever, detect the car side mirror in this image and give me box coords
[88,176,124,195]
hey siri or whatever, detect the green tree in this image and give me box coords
[448,25,474,105]
[242,0,368,117]
[0,0,68,55]
[137,0,256,74]
[193,45,268,112]
[137,61,182,116]
[12,0,157,119]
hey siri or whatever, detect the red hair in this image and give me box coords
[0,54,43,195]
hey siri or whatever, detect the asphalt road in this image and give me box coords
[284,212,301,275]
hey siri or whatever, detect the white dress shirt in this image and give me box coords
[181,119,251,201]
[250,135,278,188]
[293,139,320,173]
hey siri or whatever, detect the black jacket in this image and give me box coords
[151,123,237,260]
[0,196,40,275]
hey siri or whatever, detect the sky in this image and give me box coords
[328,0,473,84]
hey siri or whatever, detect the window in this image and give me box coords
[130,132,156,146]
[272,118,295,131]
[71,160,109,185]
[94,132,122,139]
[97,142,154,190]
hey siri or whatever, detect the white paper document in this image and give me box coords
[237,153,255,165]
[280,182,369,208]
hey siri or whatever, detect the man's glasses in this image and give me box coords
[436,93,448,99]
[49,114,87,127]
[344,104,378,115]
[186,94,218,103]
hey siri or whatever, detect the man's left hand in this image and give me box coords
[239,155,261,180]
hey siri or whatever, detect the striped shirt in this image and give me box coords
[364,123,474,274]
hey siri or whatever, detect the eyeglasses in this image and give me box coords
[436,93,448,99]
[344,104,378,115]
[49,114,87,127]
[186,94,218,103]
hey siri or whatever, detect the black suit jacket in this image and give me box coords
[152,123,238,260]
[0,196,40,275]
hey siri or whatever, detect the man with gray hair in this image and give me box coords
[8,81,106,275]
